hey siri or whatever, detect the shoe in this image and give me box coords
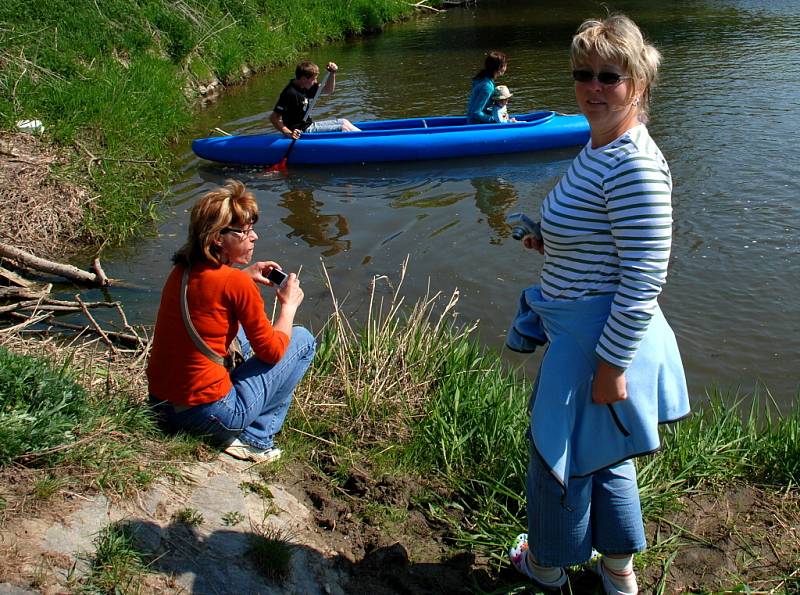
[591,558,638,595]
[223,439,282,463]
[508,533,567,589]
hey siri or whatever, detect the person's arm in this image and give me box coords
[592,151,673,403]
[271,273,303,337]
[322,62,337,95]
[242,261,303,339]
[270,111,300,140]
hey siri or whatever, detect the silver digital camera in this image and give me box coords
[506,212,542,241]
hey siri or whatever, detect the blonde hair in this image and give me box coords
[173,179,259,266]
[570,14,661,118]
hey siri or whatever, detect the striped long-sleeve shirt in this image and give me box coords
[539,124,673,369]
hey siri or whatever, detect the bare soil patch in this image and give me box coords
[639,485,800,593]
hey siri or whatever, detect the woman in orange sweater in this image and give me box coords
[147,179,315,463]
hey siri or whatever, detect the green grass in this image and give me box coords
[0,346,90,464]
[80,522,149,594]
[174,507,204,526]
[0,345,195,499]
[0,0,416,245]
[222,510,246,526]
[248,525,295,581]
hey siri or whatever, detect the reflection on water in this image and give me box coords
[106,0,800,407]
[278,182,351,257]
[471,177,520,243]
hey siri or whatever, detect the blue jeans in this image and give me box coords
[526,440,647,567]
[150,326,316,450]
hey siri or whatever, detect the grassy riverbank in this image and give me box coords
[1,272,798,592]
[0,0,417,246]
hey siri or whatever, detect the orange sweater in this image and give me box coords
[147,263,290,406]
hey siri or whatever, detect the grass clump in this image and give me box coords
[222,510,246,526]
[248,525,295,581]
[0,335,200,521]
[0,346,90,464]
[81,522,149,594]
[240,480,273,500]
[174,507,204,526]
[303,258,477,448]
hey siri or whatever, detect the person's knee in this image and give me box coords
[342,119,360,132]
[291,326,316,355]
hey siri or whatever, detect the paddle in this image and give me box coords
[267,70,332,173]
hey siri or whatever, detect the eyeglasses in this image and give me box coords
[572,69,631,85]
[222,226,256,239]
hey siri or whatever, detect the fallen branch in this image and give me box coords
[5,311,143,348]
[0,265,32,287]
[0,242,111,286]
[76,294,117,353]
[91,257,109,286]
[0,312,50,334]
[408,0,443,12]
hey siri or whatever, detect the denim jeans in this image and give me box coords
[526,440,647,567]
[150,326,316,450]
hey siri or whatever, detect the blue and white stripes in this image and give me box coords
[539,124,673,368]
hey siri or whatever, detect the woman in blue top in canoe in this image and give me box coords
[466,50,508,124]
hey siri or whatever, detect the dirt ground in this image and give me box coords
[0,445,798,594]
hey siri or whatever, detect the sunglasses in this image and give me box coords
[222,226,256,238]
[572,69,631,85]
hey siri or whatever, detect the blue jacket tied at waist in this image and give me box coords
[507,286,690,490]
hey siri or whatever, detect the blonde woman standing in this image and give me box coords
[507,15,689,594]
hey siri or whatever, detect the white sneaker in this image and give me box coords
[223,439,282,463]
[591,558,638,595]
[508,533,567,589]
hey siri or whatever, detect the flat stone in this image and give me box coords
[0,583,38,594]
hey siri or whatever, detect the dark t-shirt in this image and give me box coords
[273,80,320,131]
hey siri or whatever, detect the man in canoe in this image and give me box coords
[270,61,360,139]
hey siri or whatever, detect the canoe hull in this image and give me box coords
[192,111,589,166]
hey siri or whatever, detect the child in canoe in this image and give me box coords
[270,61,360,139]
[490,85,518,123]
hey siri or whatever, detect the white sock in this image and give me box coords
[602,555,637,593]
[526,551,563,584]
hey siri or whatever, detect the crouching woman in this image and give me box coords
[147,179,315,464]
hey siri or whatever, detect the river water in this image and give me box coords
[103,0,799,406]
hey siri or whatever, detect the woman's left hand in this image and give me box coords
[592,360,628,404]
[244,261,281,286]
[523,234,544,254]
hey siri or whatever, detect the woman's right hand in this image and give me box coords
[523,234,544,254]
[276,273,304,309]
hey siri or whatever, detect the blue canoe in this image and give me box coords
[192,110,589,166]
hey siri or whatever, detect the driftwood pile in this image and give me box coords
[0,242,147,353]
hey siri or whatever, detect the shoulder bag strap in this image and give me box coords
[180,266,225,367]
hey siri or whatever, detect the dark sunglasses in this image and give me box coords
[572,69,631,85]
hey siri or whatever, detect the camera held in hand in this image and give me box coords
[266,267,288,289]
[506,212,542,241]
